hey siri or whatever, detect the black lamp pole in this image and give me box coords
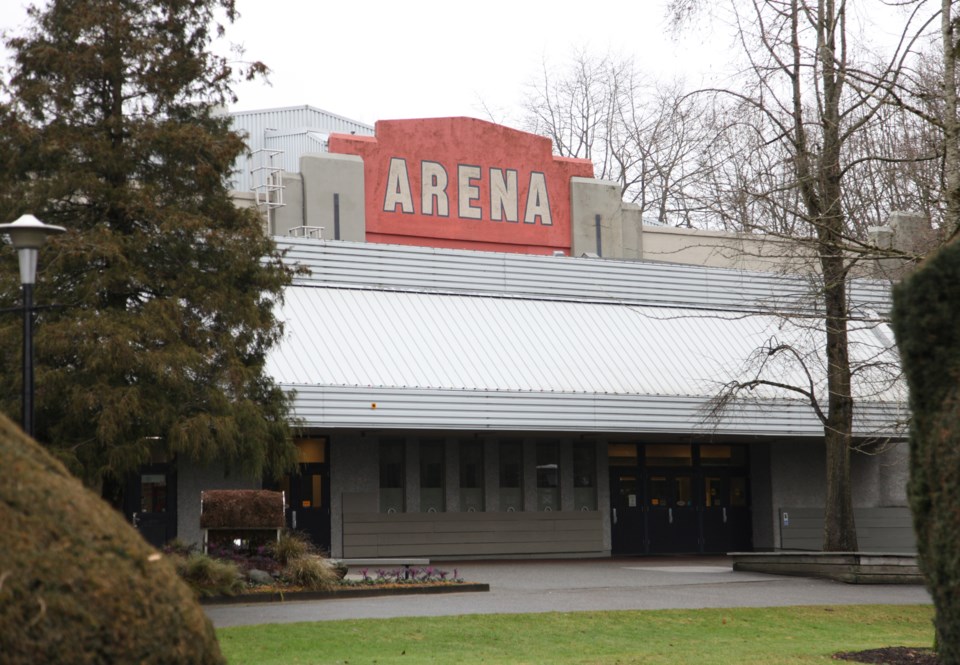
[0,214,65,438]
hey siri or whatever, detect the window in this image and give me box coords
[608,442,638,466]
[296,438,326,463]
[459,440,484,512]
[573,442,597,511]
[499,440,523,512]
[700,445,748,467]
[419,440,445,512]
[379,439,405,513]
[645,444,692,467]
[536,442,559,511]
[140,474,166,513]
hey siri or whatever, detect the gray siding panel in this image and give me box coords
[779,507,916,553]
[229,107,373,192]
[286,385,903,437]
[278,239,893,315]
[342,511,604,558]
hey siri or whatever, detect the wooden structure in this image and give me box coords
[200,489,285,552]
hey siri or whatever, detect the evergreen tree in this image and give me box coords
[0,0,298,489]
[892,237,960,662]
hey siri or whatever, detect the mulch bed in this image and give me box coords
[834,647,939,664]
[200,581,490,605]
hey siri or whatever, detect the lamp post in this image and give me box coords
[0,214,65,438]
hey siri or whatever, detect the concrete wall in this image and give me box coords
[176,464,262,548]
[300,153,365,241]
[767,439,911,550]
[251,152,367,242]
[748,444,775,550]
[570,178,624,258]
[330,431,378,558]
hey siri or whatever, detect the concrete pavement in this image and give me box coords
[205,556,931,628]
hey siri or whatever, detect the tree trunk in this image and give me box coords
[821,255,857,551]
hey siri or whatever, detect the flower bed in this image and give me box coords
[163,533,485,603]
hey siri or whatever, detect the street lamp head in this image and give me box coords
[0,214,66,285]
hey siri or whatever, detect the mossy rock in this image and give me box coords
[0,413,224,664]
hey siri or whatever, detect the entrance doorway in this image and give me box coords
[608,443,751,555]
[269,438,331,553]
[125,462,177,548]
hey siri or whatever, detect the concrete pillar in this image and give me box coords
[330,432,377,558]
[270,172,305,236]
[445,436,460,513]
[300,153,366,241]
[570,178,625,259]
[484,437,499,512]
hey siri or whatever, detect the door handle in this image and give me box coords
[132,513,139,527]
[612,508,618,525]
[668,508,673,524]
[723,507,727,524]
[292,510,297,529]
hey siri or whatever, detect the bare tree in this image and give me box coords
[522,52,716,226]
[668,0,941,551]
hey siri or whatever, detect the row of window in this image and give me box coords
[379,440,598,514]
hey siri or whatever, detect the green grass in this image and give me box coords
[217,604,934,664]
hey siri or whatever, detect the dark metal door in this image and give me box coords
[286,462,331,554]
[702,475,752,553]
[125,463,176,548]
[609,469,645,554]
[646,472,700,553]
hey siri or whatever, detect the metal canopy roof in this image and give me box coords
[267,239,905,437]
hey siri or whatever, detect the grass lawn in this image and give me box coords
[217,604,933,664]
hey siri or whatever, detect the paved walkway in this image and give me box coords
[205,556,932,628]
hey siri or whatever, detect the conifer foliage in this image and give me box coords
[0,0,298,487]
[892,237,960,663]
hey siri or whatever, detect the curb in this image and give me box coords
[200,582,490,605]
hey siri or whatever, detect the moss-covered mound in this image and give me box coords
[892,235,960,663]
[0,413,224,665]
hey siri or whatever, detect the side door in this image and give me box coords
[609,469,645,555]
[125,463,176,548]
[286,462,331,553]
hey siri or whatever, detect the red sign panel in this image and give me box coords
[328,117,594,255]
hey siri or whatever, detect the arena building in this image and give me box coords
[130,111,914,558]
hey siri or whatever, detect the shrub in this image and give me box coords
[270,529,314,566]
[206,541,281,574]
[0,414,223,664]
[173,553,245,598]
[282,555,338,591]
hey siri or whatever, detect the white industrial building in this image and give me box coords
[130,111,913,558]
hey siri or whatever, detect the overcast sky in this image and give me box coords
[1,0,930,127]
[222,0,725,125]
[1,0,728,127]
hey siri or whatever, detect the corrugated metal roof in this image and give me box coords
[267,283,904,436]
[280,386,905,437]
[276,238,893,316]
[269,286,901,400]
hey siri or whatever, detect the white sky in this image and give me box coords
[1,0,727,127]
[222,0,724,125]
[0,0,933,127]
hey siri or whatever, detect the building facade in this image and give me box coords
[130,115,913,558]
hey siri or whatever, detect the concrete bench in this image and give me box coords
[335,558,431,579]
